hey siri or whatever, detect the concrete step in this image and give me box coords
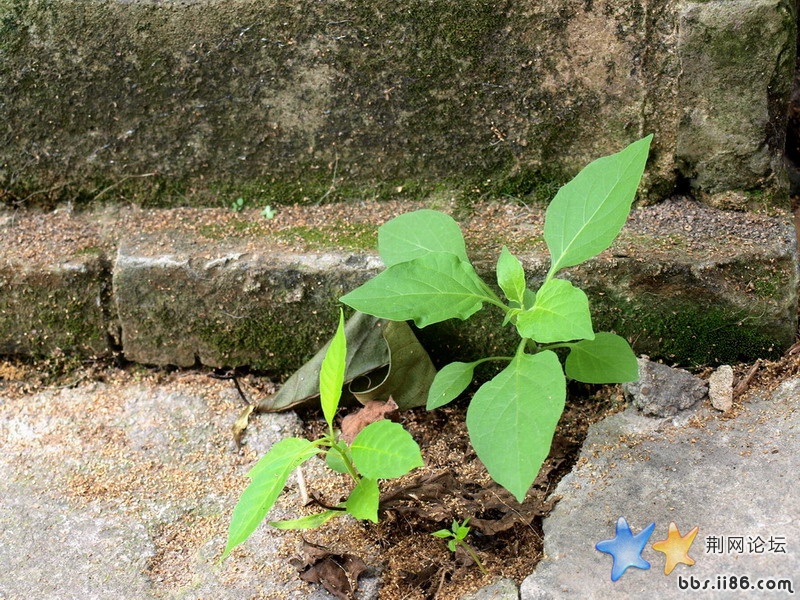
[1,197,797,373]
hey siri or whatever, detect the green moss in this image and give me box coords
[274,223,377,251]
[195,302,342,375]
[606,298,788,366]
[198,220,262,240]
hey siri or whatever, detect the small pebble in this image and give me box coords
[709,365,734,412]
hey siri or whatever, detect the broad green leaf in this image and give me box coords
[565,332,639,383]
[269,509,342,530]
[516,278,594,343]
[427,360,479,410]
[351,420,424,479]
[466,351,566,502]
[320,309,346,430]
[345,477,380,522]
[378,209,469,267]
[340,252,493,328]
[223,437,318,559]
[496,246,526,306]
[545,135,652,275]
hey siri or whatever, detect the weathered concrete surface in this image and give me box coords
[113,236,380,371]
[676,0,796,205]
[0,250,115,358]
[1,200,797,371]
[520,377,800,599]
[0,0,794,207]
[0,373,376,600]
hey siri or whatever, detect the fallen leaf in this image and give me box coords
[257,312,435,412]
[340,398,399,444]
[231,404,255,448]
[289,540,368,600]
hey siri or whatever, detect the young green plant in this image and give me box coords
[432,518,487,575]
[341,135,651,503]
[221,309,424,560]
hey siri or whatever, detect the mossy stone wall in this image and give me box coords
[0,0,794,207]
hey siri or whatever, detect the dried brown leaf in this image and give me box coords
[340,398,399,444]
[290,540,368,600]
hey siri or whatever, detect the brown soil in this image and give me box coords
[292,381,626,599]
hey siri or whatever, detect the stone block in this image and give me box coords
[676,0,796,205]
[113,232,381,372]
[0,253,114,358]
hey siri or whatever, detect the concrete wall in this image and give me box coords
[0,0,795,208]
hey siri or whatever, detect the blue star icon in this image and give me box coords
[595,516,656,581]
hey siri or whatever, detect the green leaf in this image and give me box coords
[320,309,346,430]
[340,252,493,328]
[432,529,452,539]
[545,135,652,275]
[349,319,437,410]
[565,332,639,383]
[345,477,380,522]
[378,209,469,267]
[516,278,594,343]
[325,443,351,474]
[427,361,479,410]
[269,509,342,530]
[496,246,526,305]
[222,437,318,559]
[351,420,424,479]
[466,351,566,502]
[455,525,469,541]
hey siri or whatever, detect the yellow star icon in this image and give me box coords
[652,522,699,575]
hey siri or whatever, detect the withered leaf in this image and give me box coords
[231,404,255,449]
[290,540,368,600]
[340,397,399,444]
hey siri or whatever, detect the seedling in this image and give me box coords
[222,309,424,560]
[432,518,487,575]
[230,197,246,212]
[341,135,651,502]
[261,204,277,219]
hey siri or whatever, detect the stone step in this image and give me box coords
[1,198,796,373]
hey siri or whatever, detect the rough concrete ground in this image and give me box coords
[1,361,798,599]
[522,378,800,599]
[0,369,381,600]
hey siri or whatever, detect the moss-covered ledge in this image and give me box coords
[1,200,795,373]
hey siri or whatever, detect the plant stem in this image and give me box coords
[333,444,361,484]
[458,540,487,575]
[316,438,361,485]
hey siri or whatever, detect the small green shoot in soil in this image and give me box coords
[432,518,487,575]
[230,197,246,212]
[222,309,424,560]
[341,135,651,503]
